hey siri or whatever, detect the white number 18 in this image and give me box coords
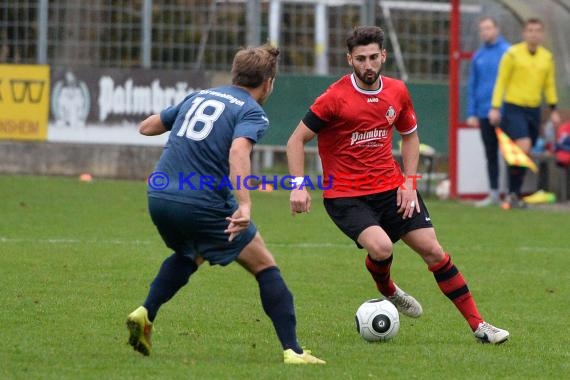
[176,97,225,140]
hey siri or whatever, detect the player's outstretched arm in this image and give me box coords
[139,114,167,136]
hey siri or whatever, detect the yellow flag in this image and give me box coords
[495,128,538,172]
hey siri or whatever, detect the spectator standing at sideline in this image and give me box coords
[466,17,510,207]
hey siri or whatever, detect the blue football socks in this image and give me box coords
[256,266,303,354]
[143,253,198,321]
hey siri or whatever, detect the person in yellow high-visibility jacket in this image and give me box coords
[489,18,561,209]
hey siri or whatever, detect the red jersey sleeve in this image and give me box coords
[394,83,418,135]
[309,86,337,123]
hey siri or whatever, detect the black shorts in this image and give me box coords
[501,102,541,144]
[323,189,433,247]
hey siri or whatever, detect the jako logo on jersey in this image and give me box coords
[350,128,388,145]
[367,97,379,103]
[385,105,396,125]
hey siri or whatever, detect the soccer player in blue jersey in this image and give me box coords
[126,44,324,365]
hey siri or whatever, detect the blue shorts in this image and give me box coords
[501,103,541,145]
[323,189,433,247]
[148,196,257,266]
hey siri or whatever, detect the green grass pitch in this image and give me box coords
[1,175,568,379]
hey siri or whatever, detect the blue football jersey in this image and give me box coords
[148,85,269,206]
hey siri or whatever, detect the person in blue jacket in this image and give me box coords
[466,17,510,206]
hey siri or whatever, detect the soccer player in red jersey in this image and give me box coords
[287,26,509,344]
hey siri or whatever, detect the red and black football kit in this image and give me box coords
[302,73,432,243]
[302,74,485,332]
[303,73,417,199]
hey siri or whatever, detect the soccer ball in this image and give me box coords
[355,299,400,342]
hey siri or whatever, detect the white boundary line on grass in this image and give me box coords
[0,237,153,245]
[2,237,565,251]
[1,237,566,252]
[0,236,352,248]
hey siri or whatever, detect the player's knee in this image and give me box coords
[419,242,444,264]
[365,240,393,260]
[239,234,277,271]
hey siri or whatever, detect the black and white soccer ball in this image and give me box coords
[355,299,400,342]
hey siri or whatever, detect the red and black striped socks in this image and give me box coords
[429,253,483,331]
[365,254,397,297]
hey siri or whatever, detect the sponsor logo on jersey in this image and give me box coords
[350,128,388,146]
[367,97,379,103]
[385,105,396,125]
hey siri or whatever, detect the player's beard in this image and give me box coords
[355,68,381,86]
